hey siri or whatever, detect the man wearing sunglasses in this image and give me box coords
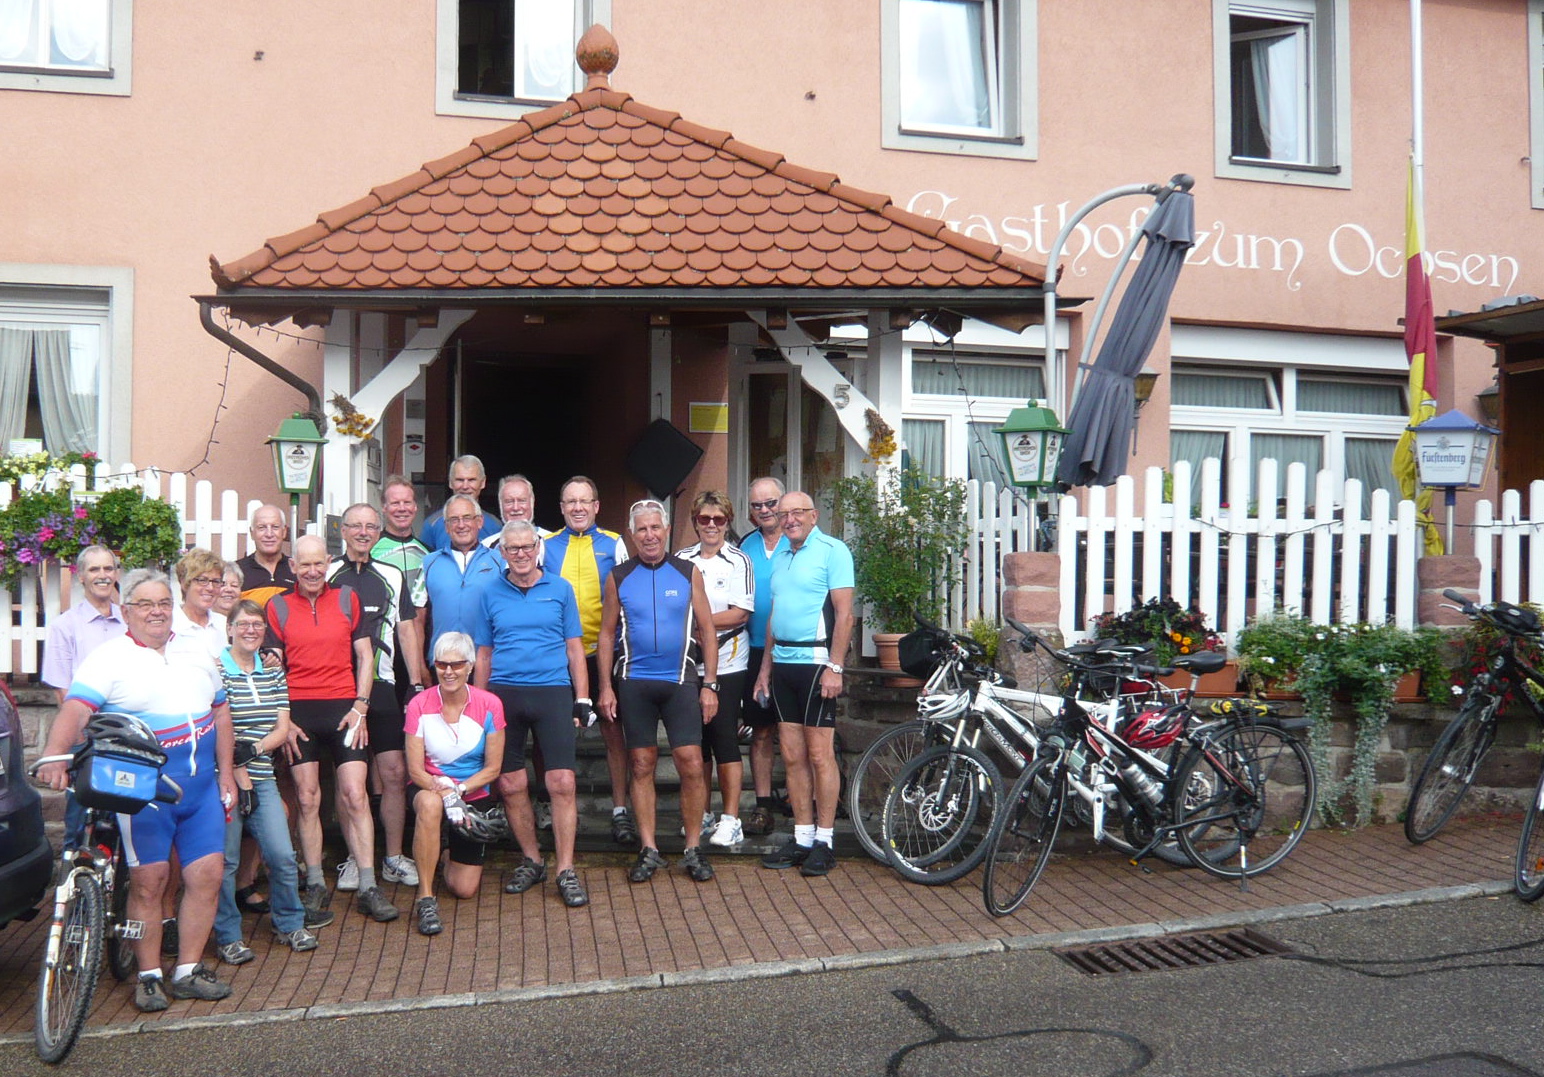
[754,491,854,878]
[739,477,789,836]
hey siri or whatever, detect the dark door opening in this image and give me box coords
[459,355,589,529]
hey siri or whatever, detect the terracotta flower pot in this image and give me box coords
[1158,659,1241,698]
[873,631,923,687]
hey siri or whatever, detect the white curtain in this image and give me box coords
[967,420,1007,484]
[899,0,992,131]
[49,0,107,66]
[902,418,945,478]
[33,326,96,453]
[1345,437,1398,513]
[1248,31,1302,162]
[1297,379,1404,416]
[514,0,574,99]
[0,326,32,445]
[911,357,1043,399]
[1172,372,1270,409]
[0,0,35,61]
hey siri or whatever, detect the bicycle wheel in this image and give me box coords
[1172,723,1315,879]
[106,852,136,981]
[35,871,104,1065]
[1405,687,1502,844]
[847,722,946,863]
[1515,768,1544,902]
[982,756,1064,917]
[880,744,1001,885]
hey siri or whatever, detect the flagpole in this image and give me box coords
[1411,0,1423,194]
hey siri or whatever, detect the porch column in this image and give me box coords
[320,315,354,518]
[865,309,905,474]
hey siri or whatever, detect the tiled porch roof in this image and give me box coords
[211,27,1045,295]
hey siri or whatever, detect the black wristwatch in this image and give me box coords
[703,681,721,694]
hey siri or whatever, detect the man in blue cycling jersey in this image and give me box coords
[596,498,720,885]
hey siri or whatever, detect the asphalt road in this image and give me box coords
[6,896,1544,1076]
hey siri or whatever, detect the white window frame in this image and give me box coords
[905,348,1047,483]
[434,0,610,121]
[0,264,132,461]
[0,0,131,96]
[1213,0,1350,189]
[1530,0,1544,209]
[880,0,1037,161]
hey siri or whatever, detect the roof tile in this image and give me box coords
[214,72,1044,293]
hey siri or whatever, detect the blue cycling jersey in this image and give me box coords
[473,569,581,687]
[612,556,698,683]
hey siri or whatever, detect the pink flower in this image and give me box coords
[81,452,97,460]
[36,526,54,542]
[74,506,88,519]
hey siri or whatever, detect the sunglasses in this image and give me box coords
[434,659,470,672]
[749,498,780,511]
[694,514,728,527]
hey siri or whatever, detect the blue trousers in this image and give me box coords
[215,778,306,941]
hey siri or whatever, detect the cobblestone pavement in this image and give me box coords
[0,815,1518,1041]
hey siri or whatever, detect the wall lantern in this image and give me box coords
[1132,366,1160,409]
[267,413,326,496]
[1409,408,1499,551]
[995,403,1069,491]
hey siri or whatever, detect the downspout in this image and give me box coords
[198,300,326,428]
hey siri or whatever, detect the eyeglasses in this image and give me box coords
[124,599,175,612]
[444,515,480,526]
[560,498,596,508]
[342,521,381,532]
[777,507,814,519]
[694,514,728,527]
[191,576,223,589]
[749,498,780,511]
[503,542,539,555]
[232,621,266,633]
[434,659,470,672]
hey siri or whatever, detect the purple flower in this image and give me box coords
[17,548,36,564]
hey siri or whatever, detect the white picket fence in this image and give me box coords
[1474,479,1544,608]
[0,463,325,675]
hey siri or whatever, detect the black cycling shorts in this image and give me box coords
[616,678,703,751]
[702,670,746,766]
[490,684,577,773]
[446,824,487,867]
[741,647,779,730]
[365,679,406,755]
[771,662,838,729]
[290,698,370,768]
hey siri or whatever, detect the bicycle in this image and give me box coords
[29,714,179,1064]
[1406,589,1544,847]
[981,653,1315,916]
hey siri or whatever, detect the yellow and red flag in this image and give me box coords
[1392,158,1443,555]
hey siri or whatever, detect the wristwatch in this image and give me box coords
[703,682,721,694]
[825,662,843,674]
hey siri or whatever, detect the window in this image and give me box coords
[1529,0,1544,209]
[881,0,1037,161]
[0,0,131,95]
[904,348,1046,485]
[0,266,132,461]
[435,0,609,120]
[1170,364,1406,512]
[1213,0,1349,189]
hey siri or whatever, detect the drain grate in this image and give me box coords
[1055,927,1295,976]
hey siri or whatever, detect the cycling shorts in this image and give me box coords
[616,678,703,751]
[490,684,576,773]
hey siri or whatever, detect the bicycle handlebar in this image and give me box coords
[1442,588,1542,637]
[29,756,184,804]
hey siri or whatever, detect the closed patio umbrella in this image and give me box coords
[1056,183,1195,489]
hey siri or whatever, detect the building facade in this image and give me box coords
[2,1,1539,544]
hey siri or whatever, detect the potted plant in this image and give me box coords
[1448,601,1544,708]
[89,487,184,569]
[1292,620,1446,827]
[830,465,967,670]
[1235,611,1319,697]
[1087,597,1234,694]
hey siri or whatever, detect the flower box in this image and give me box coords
[1158,659,1240,698]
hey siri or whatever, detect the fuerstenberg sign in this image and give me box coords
[905,191,1520,295]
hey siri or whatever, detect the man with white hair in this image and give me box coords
[413,493,503,654]
[421,454,500,551]
[237,504,295,606]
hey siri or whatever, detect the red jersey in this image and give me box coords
[266,582,368,700]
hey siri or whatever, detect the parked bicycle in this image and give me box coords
[29,713,179,1064]
[1406,589,1544,847]
[980,643,1316,917]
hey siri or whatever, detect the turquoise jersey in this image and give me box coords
[768,527,854,666]
[741,530,788,649]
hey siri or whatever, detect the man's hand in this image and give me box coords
[819,667,843,699]
[339,707,369,749]
[597,687,618,722]
[573,698,597,729]
[36,759,70,792]
[700,687,718,723]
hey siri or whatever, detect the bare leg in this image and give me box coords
[334,760,375,871]
[174,851,224,967]
[291,763,324,872]
[547,768,579,873]
[778,721,814,827]
[804,726,839,829]
[600,719,630,809]
[496,769,542,864]
[127,860,171,975]
[412,788,443,901]
[374,749,407,860]
[674,745,708,846]
[628,747,660,849]
[751,726,775,798]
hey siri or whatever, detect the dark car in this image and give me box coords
[0,681,52,929]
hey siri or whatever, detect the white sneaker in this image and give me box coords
[382,855,419,886]
[336,856,360,892]
[709,815,744,847]
[679,811,715,838]
[535,800,553,831]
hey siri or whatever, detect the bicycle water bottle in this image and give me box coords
[1119,760,1164,809]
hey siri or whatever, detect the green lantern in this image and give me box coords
[266,414,326,496]
[995,404,1069,490]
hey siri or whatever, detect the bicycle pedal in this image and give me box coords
[118,918,145,941]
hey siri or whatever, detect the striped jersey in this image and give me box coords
[217,648,288,782]
[676,541,754,675]
[612,556,698,683]
[544,524,628,655]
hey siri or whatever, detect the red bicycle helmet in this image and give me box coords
[1119,705,1185,750]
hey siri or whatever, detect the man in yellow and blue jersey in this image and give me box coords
[543,475,635,844]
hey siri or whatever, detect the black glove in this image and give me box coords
[232,740,258,768]
[573,699,597,727]
[237,787,256,817]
